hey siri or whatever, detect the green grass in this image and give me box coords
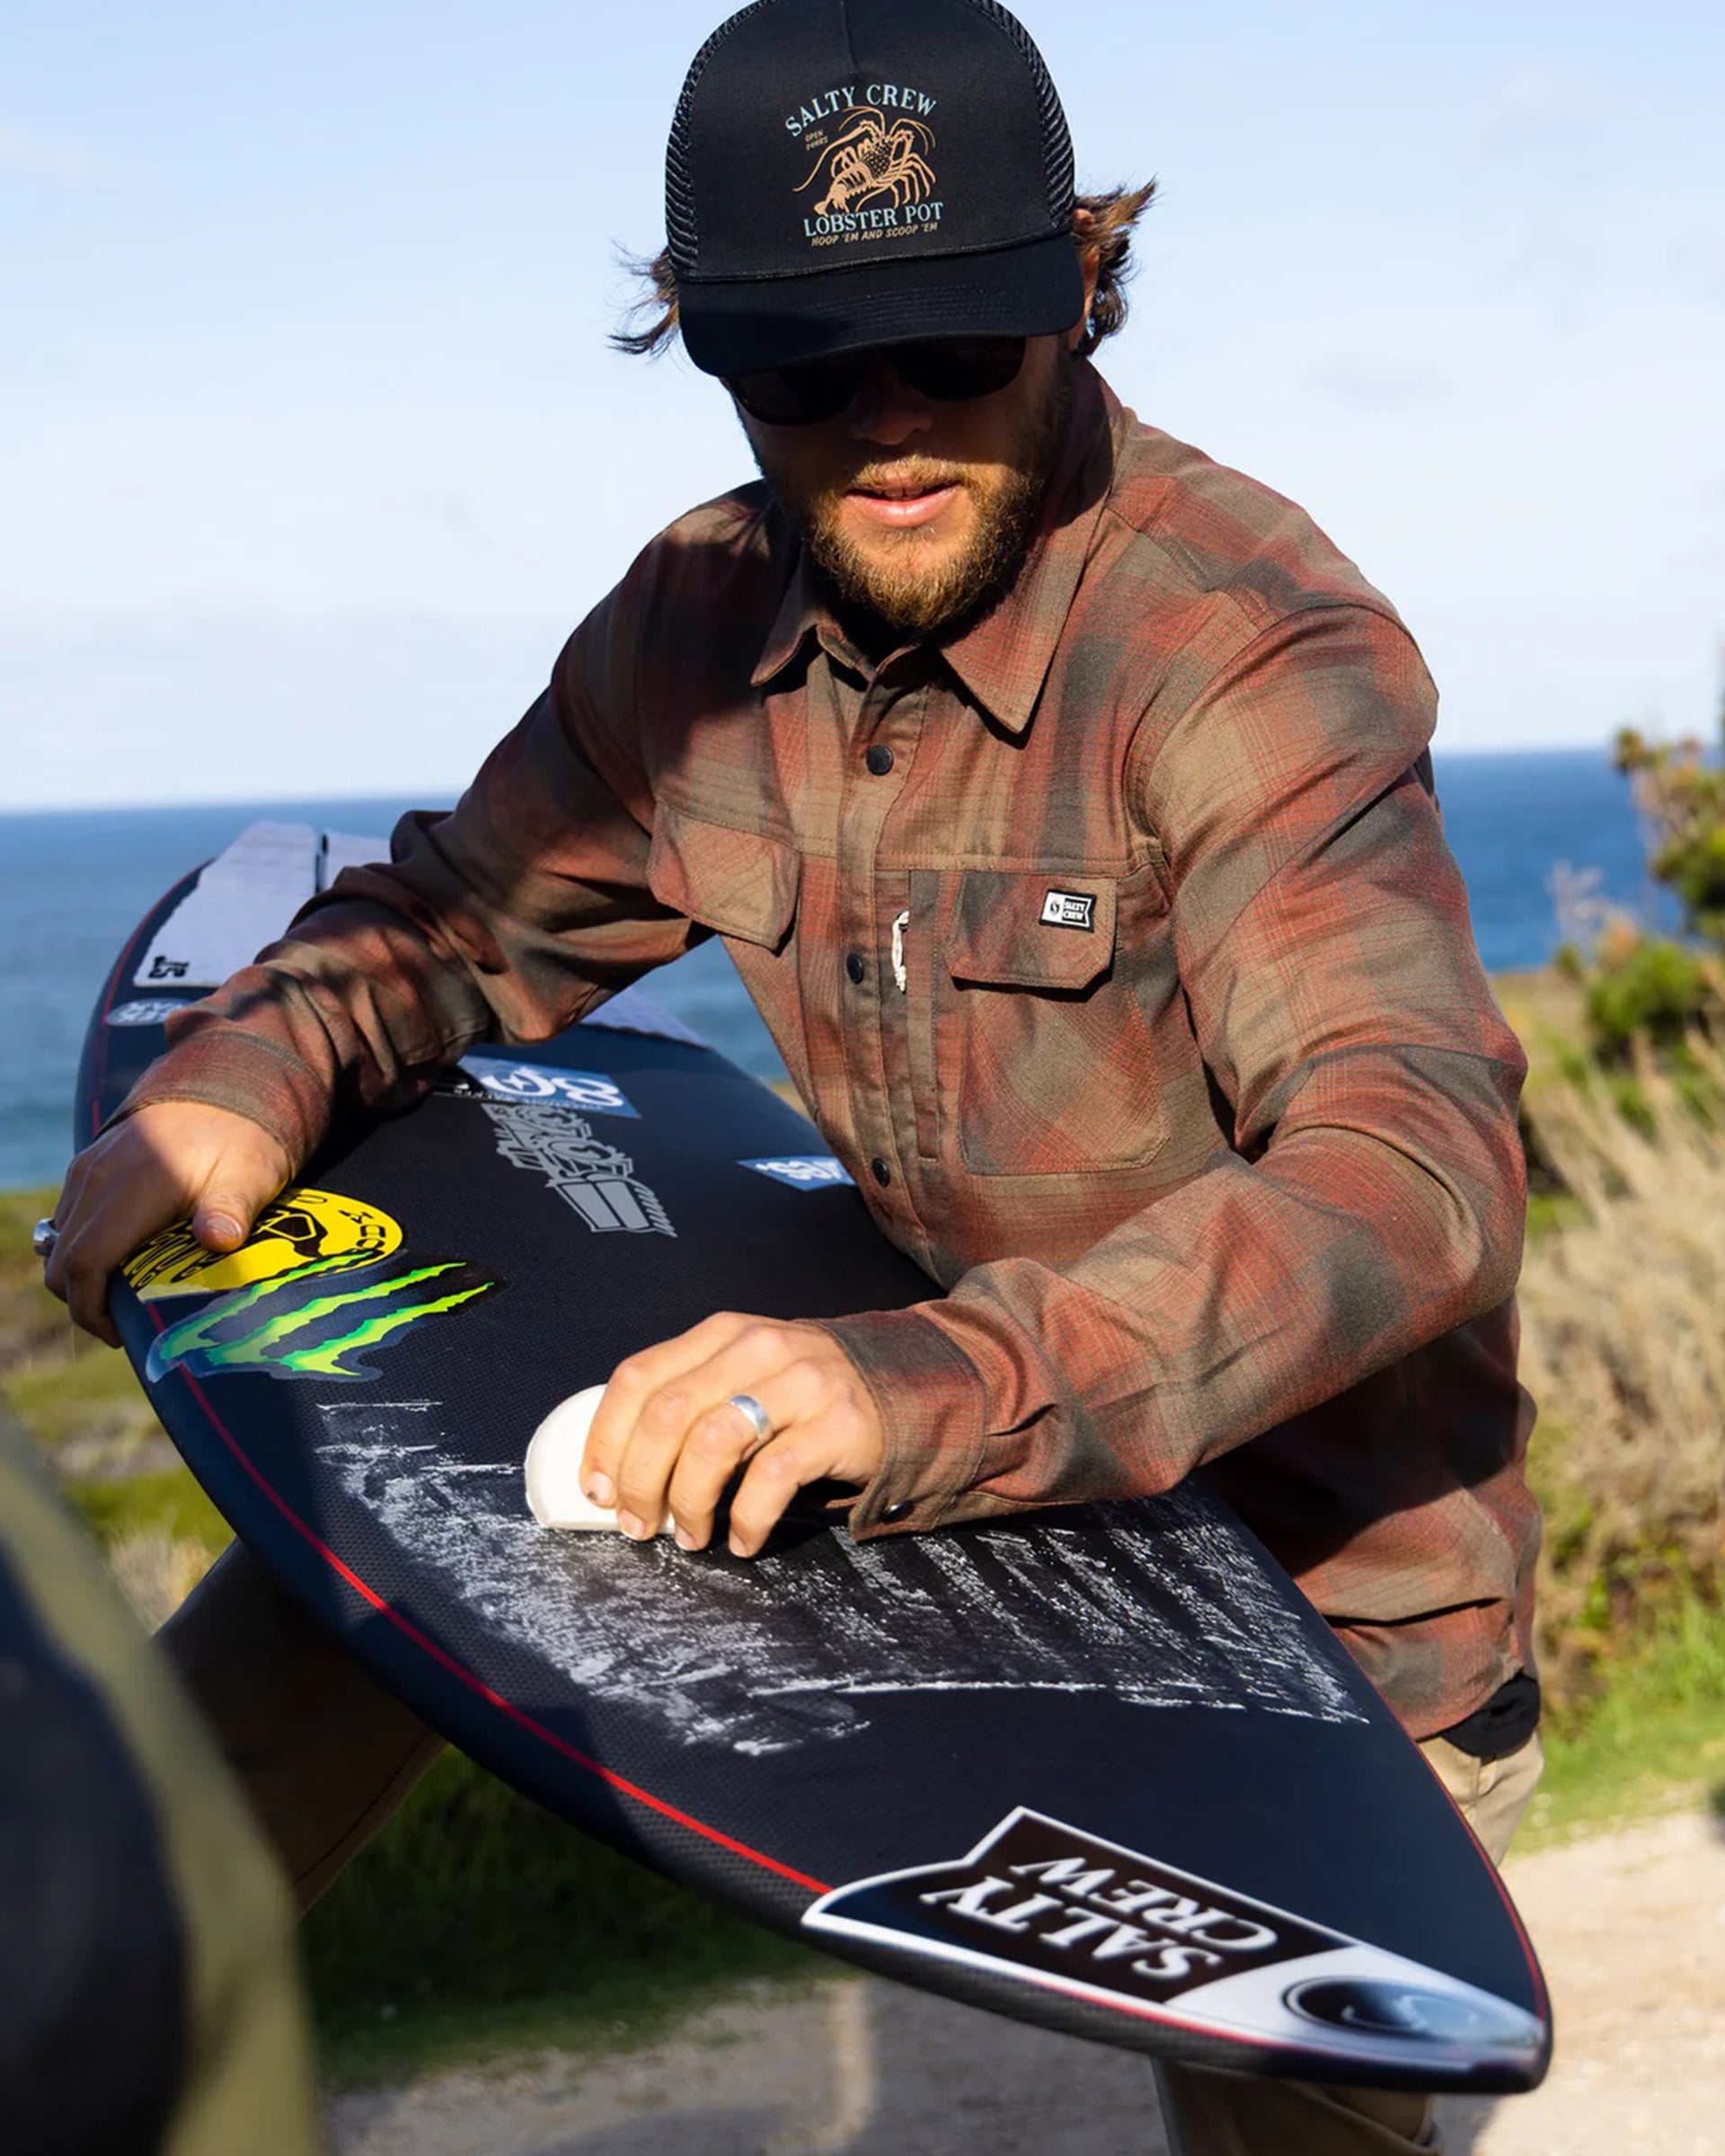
[66,1466,231,1551]
[4,1338,162,1451]
[1519,1595,1725,1848]
[304,1748,825,2086]
[1524,1189,1587,1243]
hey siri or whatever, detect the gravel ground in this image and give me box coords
[327,1803,1725,2156]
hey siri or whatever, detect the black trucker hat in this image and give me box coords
[668,0,1084,377]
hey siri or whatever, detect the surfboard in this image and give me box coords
[77,825,1550,2091]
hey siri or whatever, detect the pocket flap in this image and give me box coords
[943,870,1116,991]
[647,805,799,950]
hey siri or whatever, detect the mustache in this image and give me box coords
[826,459,968,498]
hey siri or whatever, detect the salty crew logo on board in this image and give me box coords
[805,1808,1337,2010]
[788,85,942,251]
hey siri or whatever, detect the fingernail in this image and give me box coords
[729,1534,749,1560]
[586,1474,615,1508]
[205,1214,243,1245]
[674,1526,697,1551]
[616,1511,648,1541]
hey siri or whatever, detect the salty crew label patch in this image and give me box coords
[1040,890,1095,932]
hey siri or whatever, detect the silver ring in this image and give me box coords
[727,1392,774,1447]
[31,1218,58,1261]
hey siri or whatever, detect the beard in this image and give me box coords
[748,353,1074,641]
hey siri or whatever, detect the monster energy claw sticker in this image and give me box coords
[144,1252,500,1384]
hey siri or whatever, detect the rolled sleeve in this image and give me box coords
[814,1308,988,1535]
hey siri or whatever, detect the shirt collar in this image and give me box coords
[750,359,1118,729]
[751,547,843,690]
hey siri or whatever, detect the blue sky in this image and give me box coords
[4,0,1721,807]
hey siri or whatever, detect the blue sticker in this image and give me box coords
[742,1155,855,1190]
[106,998,190,1027]
[457,1056,640,1119]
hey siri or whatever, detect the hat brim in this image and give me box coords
[677,230,1085,379]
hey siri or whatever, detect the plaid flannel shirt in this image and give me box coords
[123,361,1539,1736]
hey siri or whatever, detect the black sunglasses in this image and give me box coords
[728,337,1029,427]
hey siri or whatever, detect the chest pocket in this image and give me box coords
[941,864,1173,1177]
[646,801,800,950]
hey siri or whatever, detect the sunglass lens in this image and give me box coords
[729,336,1029,424]
[897,338,1027,402]
[730,357,862,426]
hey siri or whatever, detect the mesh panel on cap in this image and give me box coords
[666,0,781,268]
[960,0,1075,225]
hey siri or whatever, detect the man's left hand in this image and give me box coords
[579,1313,885,1556]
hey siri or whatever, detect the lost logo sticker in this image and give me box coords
[123,1188,403,1302]
[453,1056,640,1119]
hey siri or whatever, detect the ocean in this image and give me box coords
[0,749,1668,1192]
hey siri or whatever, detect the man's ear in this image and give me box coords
[1068,207,1100,352]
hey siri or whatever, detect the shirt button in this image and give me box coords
[845,951,866,985]
[870,1157,891,1187]
[864,744,895,775]
[880,1499,914,1524]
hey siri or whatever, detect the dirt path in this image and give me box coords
[327,1803,1725,2156]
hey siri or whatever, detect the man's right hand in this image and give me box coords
[44,1103,294,1348]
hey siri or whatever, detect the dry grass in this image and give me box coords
[1520,1041,1725,1704]
[104,1530,218,1630]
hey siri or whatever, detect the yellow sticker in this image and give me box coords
[123,1187,403,1301]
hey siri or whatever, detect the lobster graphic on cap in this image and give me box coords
[799,109,937,216]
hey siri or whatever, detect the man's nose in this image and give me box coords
[847,359,933,447]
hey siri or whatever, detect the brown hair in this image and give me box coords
[611,179,1157,363]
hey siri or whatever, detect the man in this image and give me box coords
[45,0,1542,2147]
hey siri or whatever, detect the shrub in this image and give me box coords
[1519,1041,1725,1709]
[1583,932,1721,1062]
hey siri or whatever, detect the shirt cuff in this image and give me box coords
[812,1306,987,1537]
[105,1007,333,1168]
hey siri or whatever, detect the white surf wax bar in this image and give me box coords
[524,1384,674,1535]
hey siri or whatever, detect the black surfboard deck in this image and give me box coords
[78,832,1549,2091]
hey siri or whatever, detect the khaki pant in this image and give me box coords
[164,1541,1542,2152]
[158,1541,447,1913]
